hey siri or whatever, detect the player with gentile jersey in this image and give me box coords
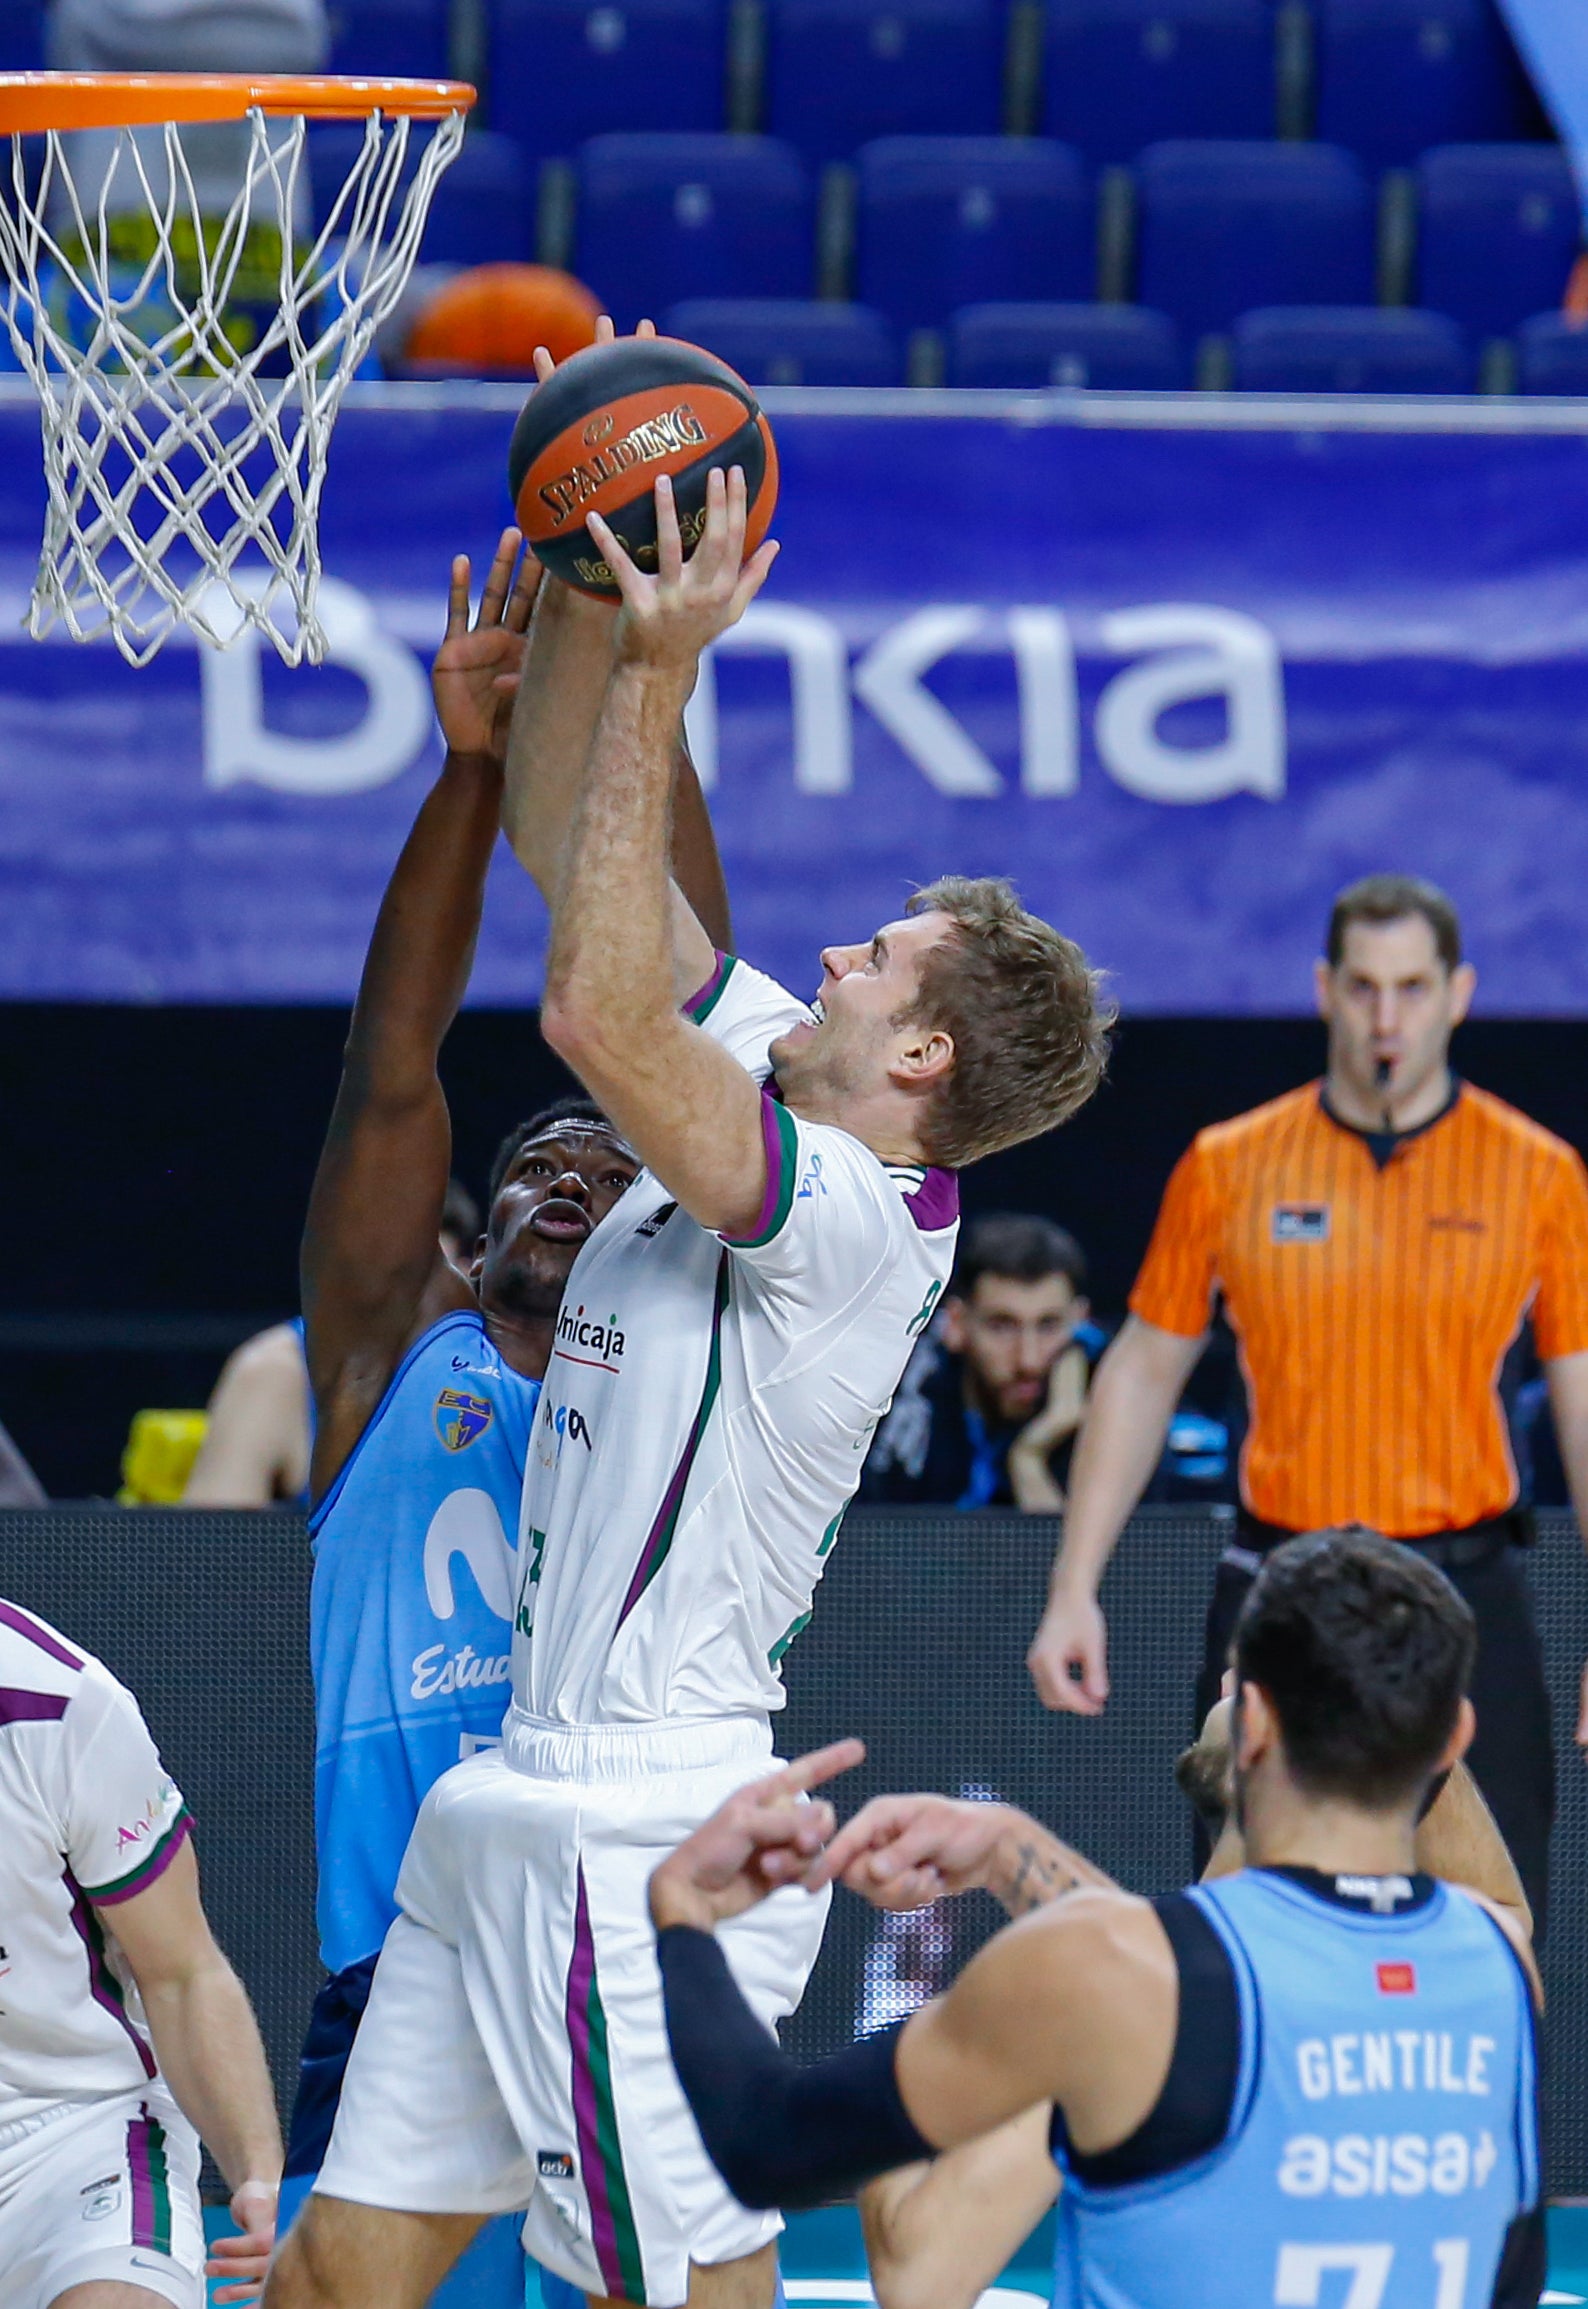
[272,451,1108,2309]
[0,1597,281,2309]
[279,531,733,2259]
[852,1691,1534,2309]
[651,1528,1544,2309]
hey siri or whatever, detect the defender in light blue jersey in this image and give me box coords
[278,531,733,2308]
[307,1306,541,1982]
[1051,1863,1538,2309]
[651,1528,1545,2309]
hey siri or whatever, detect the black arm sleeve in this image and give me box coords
[656,1924,934,2210]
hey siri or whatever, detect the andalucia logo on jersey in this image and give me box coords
[434,1388,494,1453]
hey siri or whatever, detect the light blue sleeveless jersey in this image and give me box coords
[309,1310,539,1975]
[1054,1871,1538,2309]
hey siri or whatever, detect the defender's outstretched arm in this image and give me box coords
[500,567,732,946]
[302,537,535,1495]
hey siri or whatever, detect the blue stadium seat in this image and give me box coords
[664,298,903,381]
[327,0,452,78]
[1043,0,1274,167]
[1515,314,1588,397]
[1135,141,1375,338]
[0,1,45,70]
[1230,305,1474,392]
[855,139,1093,333]
[575,135,814,331]
[488,0,727,161]
[764,0,1003,164]
[1414,146,1580,341]
[1311,0,1525,171]
[414,132,535,263]
[947,302,1187,387]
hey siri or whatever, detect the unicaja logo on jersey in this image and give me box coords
[434,1388,493,1451]
[554,1303,627,1371]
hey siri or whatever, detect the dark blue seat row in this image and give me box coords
[549,134,1578,341]
[1516,315,1588,396]
[308,0,1533,168]
[657,298,1588,392]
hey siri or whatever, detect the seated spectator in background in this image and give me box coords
[182,1180,479,1508]
[861,1214,1104,1512]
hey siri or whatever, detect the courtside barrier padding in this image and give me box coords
[3,1508,1584,2190]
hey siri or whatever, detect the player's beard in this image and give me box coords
[1175,1732,1233,1837]
[773,1014,886,1111]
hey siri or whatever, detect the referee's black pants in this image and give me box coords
[1193,1537,1556,1944]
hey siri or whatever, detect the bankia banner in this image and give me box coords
[3,386,1588,1012]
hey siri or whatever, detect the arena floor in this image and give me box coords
[1550,2209,1588,2305]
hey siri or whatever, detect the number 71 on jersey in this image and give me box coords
[1276,2240,1470,2309]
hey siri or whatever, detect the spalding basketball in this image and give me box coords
[507,336,779,600]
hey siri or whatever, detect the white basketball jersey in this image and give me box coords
[509,956,959,1730]
[0,1601,190,2120]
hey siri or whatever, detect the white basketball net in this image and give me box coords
[0,105,465,665]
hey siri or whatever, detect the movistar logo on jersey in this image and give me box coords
[422,1490,515,1623]
[434,1388,493,1452]
[555,1303,627,1365]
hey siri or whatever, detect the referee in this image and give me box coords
[1028,873,1588,1934]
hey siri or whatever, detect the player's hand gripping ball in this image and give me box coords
[508,335,779,600]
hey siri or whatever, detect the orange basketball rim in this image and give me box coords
[0,72,476,135]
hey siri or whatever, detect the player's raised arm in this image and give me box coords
[540,467,780,1238]
[301,533,536,1495]
[502,573,731,942]
[499,320,733,951]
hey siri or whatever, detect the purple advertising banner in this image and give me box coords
[3,383,1588,1012]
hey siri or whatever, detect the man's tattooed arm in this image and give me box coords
[986,1820,1119,1917]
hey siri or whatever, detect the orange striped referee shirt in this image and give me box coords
[1130,1081,1588,1538]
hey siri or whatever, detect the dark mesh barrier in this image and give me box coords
[2,1505,1586,2189]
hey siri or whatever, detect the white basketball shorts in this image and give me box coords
[316,1716,830,2309]
[0,2085,203,2309]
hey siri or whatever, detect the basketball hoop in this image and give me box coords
[0,73,476,665]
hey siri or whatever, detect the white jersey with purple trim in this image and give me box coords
[0,1599,191,2122]
[510,954,959,1730]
